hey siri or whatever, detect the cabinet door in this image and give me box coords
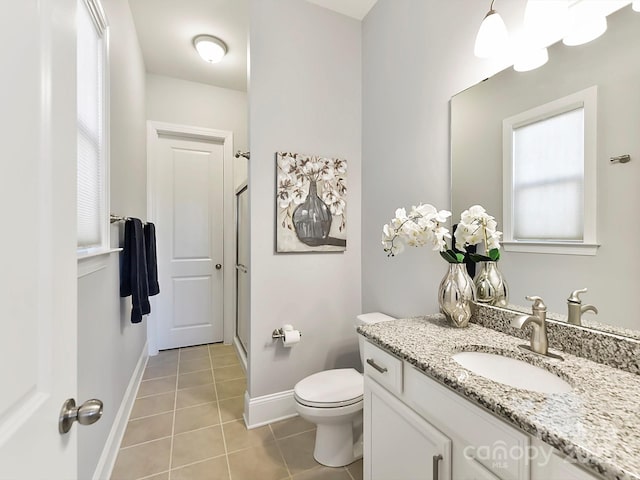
[530,438,602,480]
[365,379,451,480]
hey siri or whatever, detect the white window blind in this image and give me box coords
[502,86,598,255]
[512,107,584,241]
[77,0,106,250]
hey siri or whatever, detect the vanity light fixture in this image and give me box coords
[523,0,569,49]
[193,35,228,64]
[513,44,548,72]
[474,0,509,58]
[633,0,640,12]
[563,1,607,46]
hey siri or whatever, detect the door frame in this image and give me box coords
[146,121,235,353]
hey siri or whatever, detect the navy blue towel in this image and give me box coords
[120,218,151,323]
[144,222,160,296]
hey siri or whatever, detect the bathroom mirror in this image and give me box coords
[451,5,640,336]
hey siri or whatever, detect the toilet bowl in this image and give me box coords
[293,312,396,467]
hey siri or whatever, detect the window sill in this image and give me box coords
[78,248,123,278]
[503,241,599,256]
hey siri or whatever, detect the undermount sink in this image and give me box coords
[452,351,573,394]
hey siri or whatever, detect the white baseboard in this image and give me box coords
[92,342,148,480]
[243,389,297,429]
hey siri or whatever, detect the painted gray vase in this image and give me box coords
[474,261,508,307]
[438,263,476,328]
[293,181,332,246]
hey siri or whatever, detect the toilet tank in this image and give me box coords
[356,312,396,370]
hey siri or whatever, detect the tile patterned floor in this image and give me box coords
[111,344,363,480]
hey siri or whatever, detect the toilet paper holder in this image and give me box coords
[272,325,302,340]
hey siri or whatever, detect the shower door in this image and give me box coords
[235,185,250,353]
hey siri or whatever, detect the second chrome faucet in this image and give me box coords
[567,288,598,326]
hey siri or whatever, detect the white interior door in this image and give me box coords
[0,0,78,477]
[236,186,250,352]
[151,132,225,350]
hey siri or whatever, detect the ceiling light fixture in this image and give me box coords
[474,0,509,59]
[193,35,228,64]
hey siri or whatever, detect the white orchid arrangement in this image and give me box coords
[455,205,502,262]
[382,203,502,263]
[277,152,347,232]
[381,204,463,262]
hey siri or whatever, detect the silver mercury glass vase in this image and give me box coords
[474,261,508,307]
[438,263,476,328]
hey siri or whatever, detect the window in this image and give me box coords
[502,86,598,255]
[77,0,108,254]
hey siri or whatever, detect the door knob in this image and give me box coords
[215,264,222,270]
[59,398,103,434]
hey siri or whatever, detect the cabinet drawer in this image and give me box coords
[363,341,403,395]
[404,365,530,480]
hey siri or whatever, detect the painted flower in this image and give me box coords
[333,158,347,174]
[322,188,346,216]
[276,174,297,208]
[279,154,297,174]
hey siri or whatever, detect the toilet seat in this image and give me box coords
[294,368,363,408]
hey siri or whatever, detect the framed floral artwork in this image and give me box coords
[276,152,347,253]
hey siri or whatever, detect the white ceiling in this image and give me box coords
[127,0,377,93]
[128,0,249,91]
[305,0,378,20]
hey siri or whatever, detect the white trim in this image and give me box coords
[503,241,599,256]
[77,248,122,277]
[92,342,148,480]
[503,86,598,255]
[243,390,297,429]
[146,121,235,349]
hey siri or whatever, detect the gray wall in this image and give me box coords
[361,0,527,317]
[451,7,640,329]
[146,74,249,188]
[248,0,362,398]
[77,0,148,477]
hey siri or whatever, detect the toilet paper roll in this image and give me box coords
[282,329,301,347]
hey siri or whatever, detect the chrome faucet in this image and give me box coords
[512,296,549,356]
[567,288,598,326]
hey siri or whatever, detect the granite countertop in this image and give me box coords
[358,314,640,480]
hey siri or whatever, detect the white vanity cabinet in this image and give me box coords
[362,340,601,480]
[365,379,452,480]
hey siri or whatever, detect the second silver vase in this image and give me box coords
[474,261,508,307]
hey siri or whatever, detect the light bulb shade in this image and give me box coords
[563,5,607,46]
[194,35,227,63]
[514,46,549,72]
[523,0,569,48]
[474,10,509,58]
[633,0,640,12]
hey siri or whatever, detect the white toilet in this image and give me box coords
[293,312,396,467]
